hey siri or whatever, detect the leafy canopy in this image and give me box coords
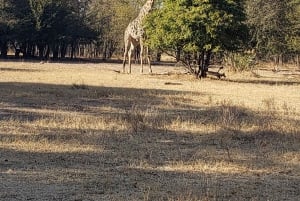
[144,0,248,54]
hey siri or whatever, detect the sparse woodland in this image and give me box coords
[0,1,300,201]
[0,0,299,74]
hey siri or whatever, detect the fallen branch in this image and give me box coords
[164,82,183,85]
[207,66,226,79]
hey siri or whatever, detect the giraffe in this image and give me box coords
[122,0,154,74]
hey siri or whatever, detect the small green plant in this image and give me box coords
[225,52,257,72]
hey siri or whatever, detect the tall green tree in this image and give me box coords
[5,0,38,57]
[145,0,248,77]
[287,0,300,65]
[246,0,291,63]
[0,0,11,57]
[39,1,96,59]
[3,0,96,59]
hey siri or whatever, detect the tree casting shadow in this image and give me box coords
[0,82,299,200]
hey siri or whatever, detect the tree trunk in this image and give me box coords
[60,43,67,59]
[25,43,34,58]
[45,45,50,60]
[279,53,283,67]
[200,50,211,78]
[204,50,211,70]
[0,42,8,58]
[102,41,108,60]
[274,55,279,70]
[15,48,21,58]
[71,43,76,59]
[21,44,27,58]
[38,44,45,59]
[197,51,204,78]
[176,48,181,62]
[52,44,59,59]
[108,41,115,59]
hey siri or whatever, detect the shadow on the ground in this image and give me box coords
[0,82,299,200]
[219,77,300,86]
[0,67,42,72]
[0,57,177,66]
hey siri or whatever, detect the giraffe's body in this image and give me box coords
[122,0,154,74]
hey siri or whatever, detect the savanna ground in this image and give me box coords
[0,60,299,201]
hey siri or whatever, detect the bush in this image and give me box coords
[224,52,257,72]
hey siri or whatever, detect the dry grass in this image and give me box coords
[0,61,299,200]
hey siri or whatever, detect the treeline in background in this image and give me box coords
[0,0,299,71]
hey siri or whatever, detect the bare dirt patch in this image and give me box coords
[0,61,299,200]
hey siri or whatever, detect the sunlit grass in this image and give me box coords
[0,61,299,200]
[1,141,101,154]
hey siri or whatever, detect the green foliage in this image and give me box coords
[246,0,299,57]
[28,0,50,30]
[145,0,247,51]
[287,0,300,54]
[1,0,298,63]
[0,0,11,57]
[224,52,256,72]
[1,0,96,58]
[144,0,248,76]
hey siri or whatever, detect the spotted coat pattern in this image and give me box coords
[122,0,154,74]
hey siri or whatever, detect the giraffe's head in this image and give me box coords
[138,0,155,18]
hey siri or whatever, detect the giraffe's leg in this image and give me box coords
[140,41,144,74]
[134,46,140,64]
[147,56,152,73]
[146,47,152,73]
[122,42,128,73]
[128,43,134,74]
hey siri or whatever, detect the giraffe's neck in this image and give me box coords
[137,0,154,20]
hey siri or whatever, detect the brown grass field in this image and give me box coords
[0,60,299,200]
